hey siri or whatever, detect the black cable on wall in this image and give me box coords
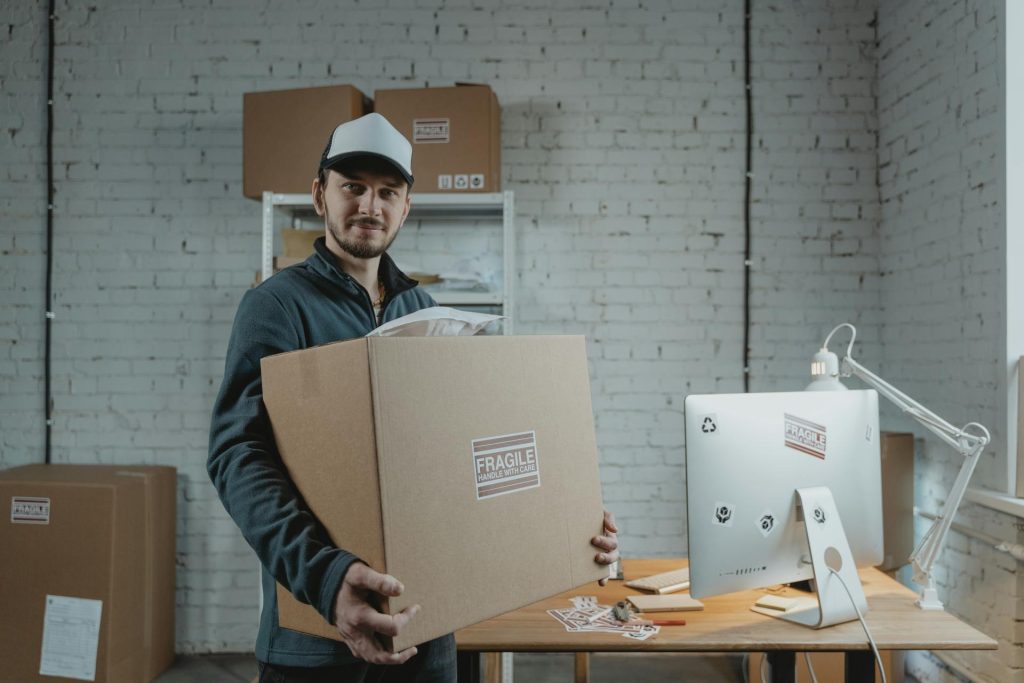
[742,0,753,393]
[44,0,55,464]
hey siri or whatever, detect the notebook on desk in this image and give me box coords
[624,566,690,594]
[627,594,704,613]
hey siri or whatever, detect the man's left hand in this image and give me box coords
[591,510,619,587]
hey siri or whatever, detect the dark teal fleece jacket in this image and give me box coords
[208,237,436,665]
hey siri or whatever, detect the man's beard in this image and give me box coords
[326,210,400,259]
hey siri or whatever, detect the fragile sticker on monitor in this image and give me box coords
[784,413,826,460]
[472,431,541,500]
[757,510,776,538]
[712,501,734,527]
[11,496,50,524]
[413,118,450,143]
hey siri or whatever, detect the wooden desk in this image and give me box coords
[455,559,996,683]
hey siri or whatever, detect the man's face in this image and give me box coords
[313,167,411,260]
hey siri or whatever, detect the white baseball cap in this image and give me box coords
[319,113,414,185]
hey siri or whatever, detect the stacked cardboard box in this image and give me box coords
[375,84,501,193]
[261,335,606,651]
[243,84,368,198]
[878,432,914,571]
[0,465,176,682]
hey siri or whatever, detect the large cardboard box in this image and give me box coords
[0,465,177,682]
[374,84,501,193]
[878,432,914,571]
[243,84,368,199]
[261,335,607,651]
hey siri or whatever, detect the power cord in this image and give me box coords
[803,652,819,683]
[829,567,887,683]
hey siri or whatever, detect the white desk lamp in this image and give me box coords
[806,323,990,610]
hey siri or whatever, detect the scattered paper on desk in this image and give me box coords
[548,602,656,639]
[623,625,660,641]
[571,596,598,609]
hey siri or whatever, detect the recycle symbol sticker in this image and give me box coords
[700,415,718,435]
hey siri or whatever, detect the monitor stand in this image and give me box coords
[750,486,868,629]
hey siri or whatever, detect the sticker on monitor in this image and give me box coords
[784,413,826,459]
[698,414,718,435]
[712,501,735,527]
[757,510,776,538]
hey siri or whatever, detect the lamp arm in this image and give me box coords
[839,354,990,594]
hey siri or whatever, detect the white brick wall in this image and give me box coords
[0,0,895,656]
[877,1,1013,681]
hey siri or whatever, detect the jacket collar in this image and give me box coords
[309,236,419,297]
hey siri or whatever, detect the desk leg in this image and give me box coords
[845,651,874,683]
[766,651,795,683]
[574,653,590,683]
[457,651,480,683]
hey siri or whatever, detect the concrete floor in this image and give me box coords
[152,652,749,682]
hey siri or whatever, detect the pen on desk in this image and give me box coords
[635,618,687,626]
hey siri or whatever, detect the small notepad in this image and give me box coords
[627,594,705,613]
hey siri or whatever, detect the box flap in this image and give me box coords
[262,338,386,566]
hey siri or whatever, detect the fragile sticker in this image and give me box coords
[473,430,541,500]
[413,118,450,143]
[784,413,826,459]
[11,496,50,524]
[712,501,734,527]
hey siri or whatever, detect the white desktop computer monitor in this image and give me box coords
[684,390,883,604]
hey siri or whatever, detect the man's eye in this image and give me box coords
[343,183,362,192]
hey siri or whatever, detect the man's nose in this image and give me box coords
[359,192,382,216]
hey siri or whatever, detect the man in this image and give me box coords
[208,113,619,682]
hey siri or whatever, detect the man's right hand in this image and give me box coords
[333,562,421,665]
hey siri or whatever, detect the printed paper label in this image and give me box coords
[784,413,827,459]
[39,595,103,681]
[413,118,450,143]
[473,430,541,500]
[11,496,50,524]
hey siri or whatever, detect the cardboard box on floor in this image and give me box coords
[374,84,501,193]
[0,464,177,683]
[261,335,607,652]
[878,432,914,571]
[243,84,368,199]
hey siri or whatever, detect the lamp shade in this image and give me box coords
[806,348,848,391]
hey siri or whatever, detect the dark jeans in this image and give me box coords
[257,634,457,683]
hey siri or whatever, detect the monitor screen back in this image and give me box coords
[684,390,883,599]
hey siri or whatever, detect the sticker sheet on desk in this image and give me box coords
[547,603,659,640]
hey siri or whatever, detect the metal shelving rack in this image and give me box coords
[261,190,515,334]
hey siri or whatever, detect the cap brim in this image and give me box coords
[320,151,414,186]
